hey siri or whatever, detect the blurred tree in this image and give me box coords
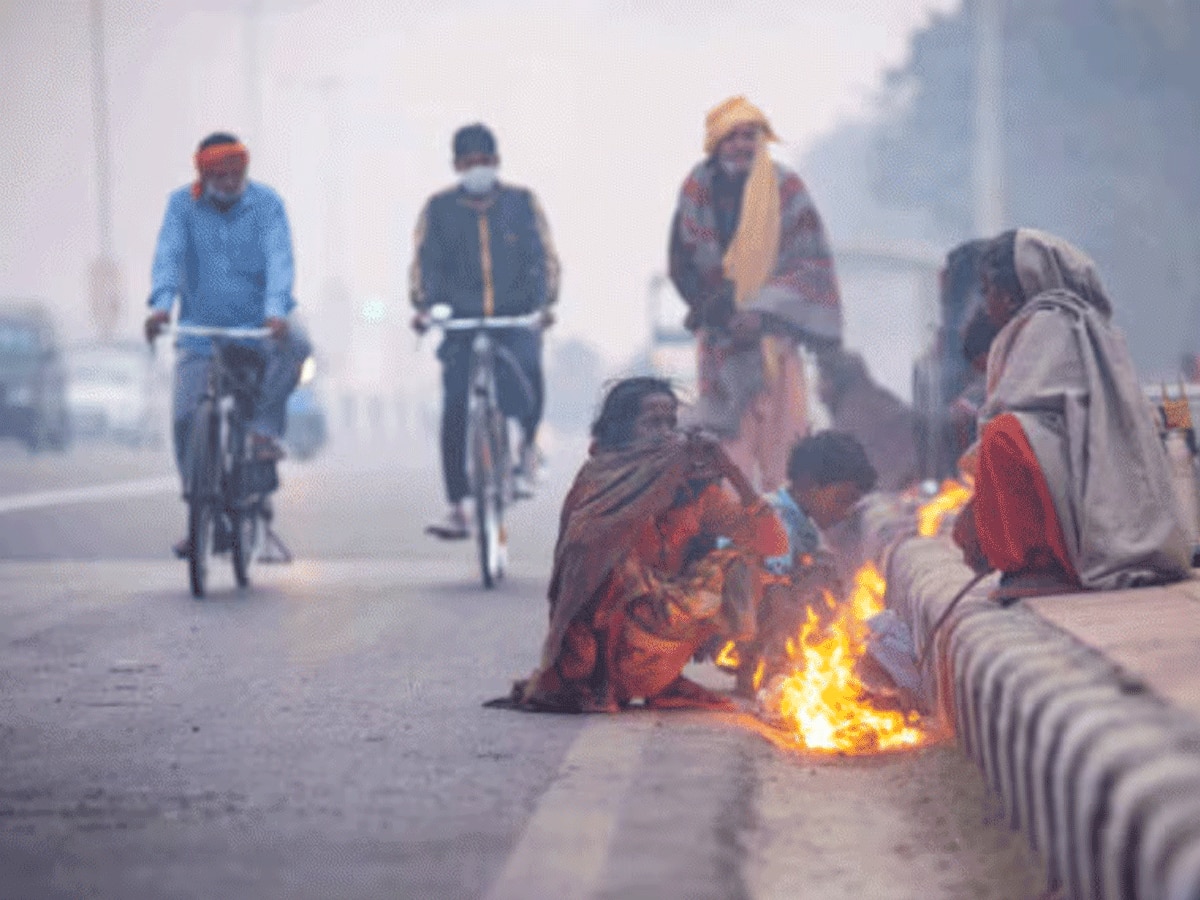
[859,0,1200,374]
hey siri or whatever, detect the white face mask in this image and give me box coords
[205,183,244,206]
[460,165,498,195]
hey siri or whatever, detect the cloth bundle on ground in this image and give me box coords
[491,434,785,713]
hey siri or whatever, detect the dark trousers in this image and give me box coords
[439,329,544,504]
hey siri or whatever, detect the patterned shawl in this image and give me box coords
[671,159,842,342]
[535,436,703,672]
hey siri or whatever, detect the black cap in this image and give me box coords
[197,131,241,152]
[453,123,497,160]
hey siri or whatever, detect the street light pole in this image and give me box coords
[243,0,263,148]
[89,0,113,259]
[88,0,121,341]
[972,0,1005,235]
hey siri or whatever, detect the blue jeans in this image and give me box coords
[172,326,312,483]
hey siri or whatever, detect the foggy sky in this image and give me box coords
[1,0,957,393]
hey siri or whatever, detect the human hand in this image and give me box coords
[727,310,762,349]
[686,432,756,503]
[700,288,735,330]
[951,501,991,574]
[538,308,556,329]
[144,310,170,344]
[411,311,431,335]
[264,317,288,340]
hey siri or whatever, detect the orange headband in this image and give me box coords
[191,143,249,199]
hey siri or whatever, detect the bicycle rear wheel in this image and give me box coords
[471,405,507,589]
[187,401,220,598]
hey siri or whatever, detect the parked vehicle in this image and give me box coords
[0,300,69,452]
[66,341,168,447]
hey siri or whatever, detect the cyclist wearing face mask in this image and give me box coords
[410,123,561,539]
[144,131,311,558]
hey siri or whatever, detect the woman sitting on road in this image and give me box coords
[500,376,786,713]
[953,228,1190,599]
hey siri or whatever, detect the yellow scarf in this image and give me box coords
[722,132,783,378]
[722,131,780,308]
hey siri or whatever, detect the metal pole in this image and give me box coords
[88,0,122,341]
[972,0,1004,234]
[244,0,263,148]
[89,0,113,258]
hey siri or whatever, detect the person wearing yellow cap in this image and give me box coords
[669,96,842,492]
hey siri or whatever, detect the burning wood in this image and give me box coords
[722,478,974,753]
[755,563,927,754]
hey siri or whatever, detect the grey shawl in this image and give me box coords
[978,229,1190,589]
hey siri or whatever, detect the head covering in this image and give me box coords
[191,134,249,200]
[453,123,497,160]
[980,228,1189,589]
[1011,228,1112,317]
[703,95,779,156]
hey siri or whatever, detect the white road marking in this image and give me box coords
[484,715,653,900]
[0,476,177,515]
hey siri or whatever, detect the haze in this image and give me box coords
[2,0,957,390]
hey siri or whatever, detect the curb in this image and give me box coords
[886,537,1200,899]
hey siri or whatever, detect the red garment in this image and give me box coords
[971,413,1079,583]
[632,482,787,573]
[521,470,786,712]
[191,142,249,199]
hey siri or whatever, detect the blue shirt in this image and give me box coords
[148,182,295,352]
[764,487,821,576]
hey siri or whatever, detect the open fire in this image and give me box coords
[756,562,925,754]
[719,481,976,754]
[916,479,974,537]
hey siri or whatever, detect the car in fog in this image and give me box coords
[65,342,168,447]
[0,300,69,452]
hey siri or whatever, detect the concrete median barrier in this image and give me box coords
[886,535,1200,899]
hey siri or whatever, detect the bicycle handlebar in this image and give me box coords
[431,313,543,332]
[173,324,273,339]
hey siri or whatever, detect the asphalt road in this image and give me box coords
[0,437,1047,899]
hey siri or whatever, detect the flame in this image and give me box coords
[715,640,740,671]
[761,562,925,754]
[916,479,974,537]
[752,658,765,692]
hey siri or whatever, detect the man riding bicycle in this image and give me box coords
[144,131,311,558]
[410,123,560,540]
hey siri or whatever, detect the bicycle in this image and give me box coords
[173,324,290,597]
[427,304,542,588]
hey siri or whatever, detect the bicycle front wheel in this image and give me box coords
[187,401,220,598]
[231,505,261,588]
[470,406,507,589]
